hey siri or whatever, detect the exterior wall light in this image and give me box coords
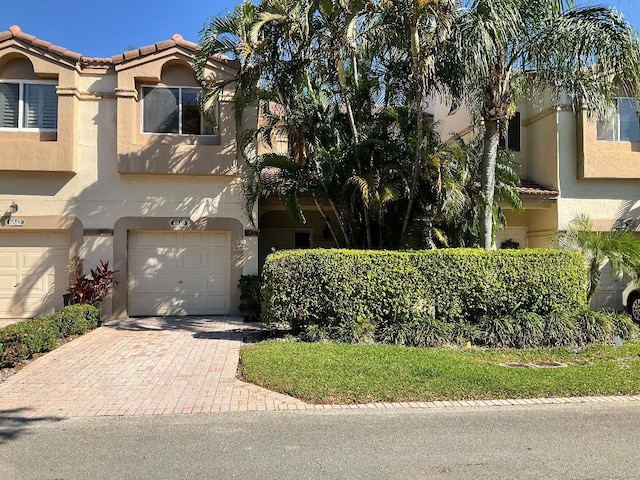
[9,202,18,214]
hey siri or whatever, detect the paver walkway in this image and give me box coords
[2,317,640,419]
[0,317,305,418]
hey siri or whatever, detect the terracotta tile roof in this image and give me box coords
[1,25,239,69]
[3,25,83,62]
[517,179,558,197]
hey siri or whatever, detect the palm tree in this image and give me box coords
[376,0,456,246]
[553,215,640,302]
[446,0,640,249]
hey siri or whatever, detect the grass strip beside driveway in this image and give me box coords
[239,341,640,404]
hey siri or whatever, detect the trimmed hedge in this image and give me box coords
[0,304,100,368]
[239,274,262,322]
[262,248,594,347]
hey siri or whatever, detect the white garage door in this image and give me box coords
[128,231,231,316]
[0,231,70,318]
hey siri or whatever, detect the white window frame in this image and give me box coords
[140,85,219,137]
[597,97,640,142]
[0,79,58,132]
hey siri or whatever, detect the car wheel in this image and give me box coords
[630,296,640,323]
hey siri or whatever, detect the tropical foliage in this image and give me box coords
[196,0,640,249]
[447,0,640,247]
[196,0,525,249]
[552,215,640,302]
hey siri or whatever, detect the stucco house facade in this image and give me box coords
[1,26,638,320]
[0,26,258,319]
[431,96,640,310]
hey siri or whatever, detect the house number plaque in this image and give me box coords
[4,218,25,226]
[170,219,189,228]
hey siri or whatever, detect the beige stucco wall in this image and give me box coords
[0,51,78,173]
[578,113,640,179]
[0,42,257,318]
[115,51,239,176]
[556,108,640,231]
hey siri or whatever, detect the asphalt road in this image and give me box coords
[1,402,639,479]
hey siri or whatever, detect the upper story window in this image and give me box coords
[141,86,218,136]
[597,98,640,142]
[499,112,520,151]
[0,80,58,130]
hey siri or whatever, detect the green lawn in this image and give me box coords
[239,341,640,404]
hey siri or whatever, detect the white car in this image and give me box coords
[623,283,640,323]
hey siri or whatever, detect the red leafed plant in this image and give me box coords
[68,260,118,307]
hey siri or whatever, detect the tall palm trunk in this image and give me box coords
[479,118,500,249]
[313,194,341,247]
[400,24,423,247]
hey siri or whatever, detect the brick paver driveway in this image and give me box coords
[0,317,305,418]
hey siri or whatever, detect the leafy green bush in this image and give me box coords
[0,304,100,368]
[379,317,453,347]
[543,309,579,347]
[52,304,101,336]
[239,275,262,322]
[478,314,516,348]
[575,308,614,345]
[263,248,588,346]
[610,312,640,341]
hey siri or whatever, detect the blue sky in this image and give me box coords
[1,0,638,58]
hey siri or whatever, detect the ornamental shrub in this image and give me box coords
[239,275,262,322]
[263,248,587,334]
[0,304,100,368]
[261,248,603,347]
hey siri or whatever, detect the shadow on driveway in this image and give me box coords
[103,316,277,342]
[0,408,62,445]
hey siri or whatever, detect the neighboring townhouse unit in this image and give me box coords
[1,25,637,320]
[257,94,640,311]
[0,26,258,319]
[433,97,640,310]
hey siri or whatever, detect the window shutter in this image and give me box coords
[0,83,19,128]
[40,85,58,129]
[23,84,58,129]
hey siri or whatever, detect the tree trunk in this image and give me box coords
[328,198,351,247]
[363,203,373,249]
[313,195,341,247]
[479,119,500,249]
[400,25,423,247]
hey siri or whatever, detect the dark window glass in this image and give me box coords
[499,112,520,151]
[295,231,311,248]
[142,87,179,133]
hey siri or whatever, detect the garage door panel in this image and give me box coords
[207,274,229,294]
[183,233,207,246]
[129,250,159,270]
[0,233,69,318]
[207,233,229,247]
[19,274,46,293]
[0,252,17,269]
[207,252,230,270]
[155,248,184,269]
[21,252,44,269]
[207,295,229,314]
[155,273,188,292]
[0,275,18,290]
[129,231,231,316]
[130,232,158,247]
[184,251,206,268]
[129,295,209,316]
